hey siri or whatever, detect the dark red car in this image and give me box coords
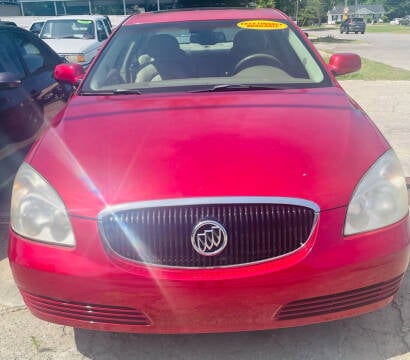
[8,8,409,334]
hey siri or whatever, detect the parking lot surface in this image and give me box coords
[311,28,410,71]
[1,28,410,359]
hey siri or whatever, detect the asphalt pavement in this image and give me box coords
[310,27,410,71]
[1,28,410,360]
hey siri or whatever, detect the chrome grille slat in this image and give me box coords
[22,291,151,326]
[276,275,403,320]
[99,202,316,268]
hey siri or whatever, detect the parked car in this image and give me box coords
[0,25,71,202]
[399,16,410,26]
[9,8,409,334]
[0,20,17,27]
[39,15,112,67]
[29,20,45,36]
[390,17,403,25]
[340,17,366,34]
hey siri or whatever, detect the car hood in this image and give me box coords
[41,38,100,54]
[29,87,389,218]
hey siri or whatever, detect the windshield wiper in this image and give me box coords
[189,84,287,93]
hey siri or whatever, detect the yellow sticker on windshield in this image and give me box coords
[237,20,288,30]
[77,20,93,24]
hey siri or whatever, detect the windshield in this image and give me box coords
[40,19,95,40]
[81,19,330,94]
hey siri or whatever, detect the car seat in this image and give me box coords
[136,34,189,82]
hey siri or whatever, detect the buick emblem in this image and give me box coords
[191,220,228,256]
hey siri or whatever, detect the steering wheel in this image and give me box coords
[233,53,283,74]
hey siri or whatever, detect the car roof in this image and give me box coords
[43,15,107,21]
[0,25,25,32]
[124,8,287,26]
[0,21,17,26]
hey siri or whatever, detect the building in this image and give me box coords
[327,4,385,24]
[12,0,251,16]
[0,1,21,15]
[14,0,178,16]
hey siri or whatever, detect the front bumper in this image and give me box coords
[9,207,410,334]
[348,25,365,32]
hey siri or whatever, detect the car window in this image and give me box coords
[97,20,108,42]
[0,33,25,79]
[103,18,112,35]
[14,34,46,74]
[30,21,44,32]
[41,19,95,39]
[82,19,329,94]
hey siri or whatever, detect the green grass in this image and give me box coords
[322,54,410,80]
[366,24,410,34]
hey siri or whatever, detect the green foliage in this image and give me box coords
[257,0,410,23]
[384,0,410,18]
[257,0,334,23]
[298,0,322,26]
[257,0,276,7]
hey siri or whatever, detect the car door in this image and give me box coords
[0,30,29,193]
[0,28,70,196]
[14,29,72,134]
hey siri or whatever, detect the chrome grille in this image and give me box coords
[276,275,403,320]
[99,201,316,268]
[22,290,151,326]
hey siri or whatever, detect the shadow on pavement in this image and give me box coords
[311,35,357,44]
[0,188,11,261]
[74,266,410,360]
[0,223,8,261]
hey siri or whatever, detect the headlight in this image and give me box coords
[11,163,75,246]
[344,149,408,235]
[65,54,86,63]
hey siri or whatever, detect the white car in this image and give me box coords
[39,15,112,67]
[390,18,403,25]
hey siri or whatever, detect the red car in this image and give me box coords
[8,8,409,334]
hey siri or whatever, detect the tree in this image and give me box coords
[384,0,410,18]
[298,0,322,25]
[274,0,295,15]
[257,0,276,7]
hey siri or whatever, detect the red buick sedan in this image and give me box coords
[9,8,410,334]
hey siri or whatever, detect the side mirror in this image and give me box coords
[328,53,361,76]
[54,63,85,85]
[0,72,22,89]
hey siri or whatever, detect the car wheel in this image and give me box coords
[361,31,365,34]
[355,31,358,34]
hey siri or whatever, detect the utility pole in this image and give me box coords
[296,0,299,26]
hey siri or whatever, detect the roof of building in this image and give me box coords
[328,4,385,15]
